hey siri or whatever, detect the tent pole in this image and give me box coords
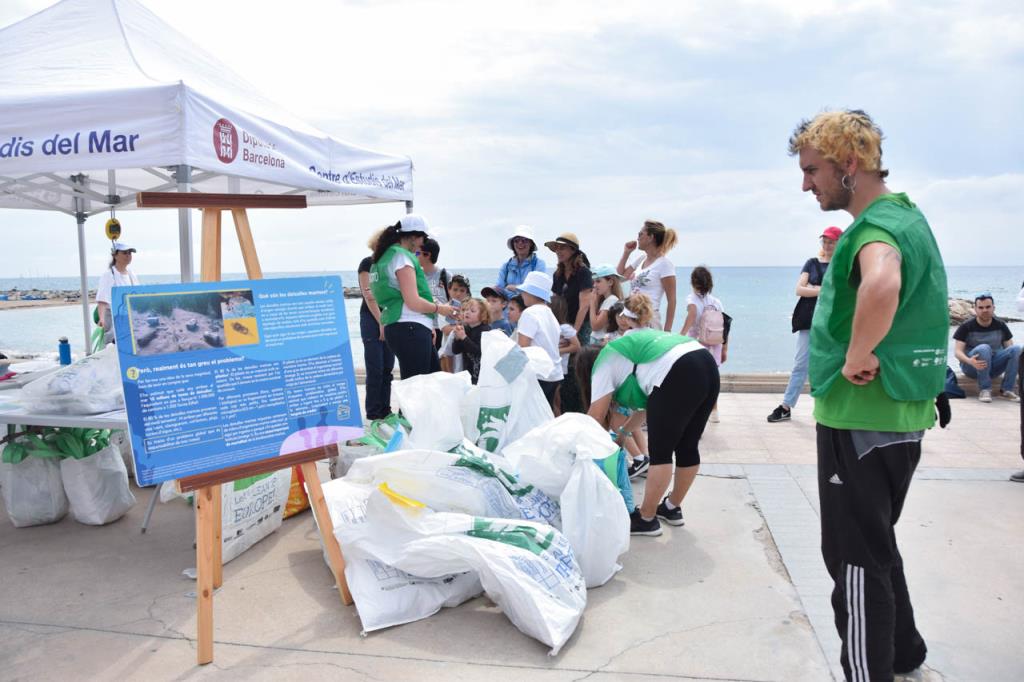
[405,200,413,214]
[176,165,194,283]
[75,211,91,355]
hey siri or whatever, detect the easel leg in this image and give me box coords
[300,461,353,605]
[212,485,223,589]
[196,485,216,665]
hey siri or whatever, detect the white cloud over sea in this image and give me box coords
[0,0,1021,278]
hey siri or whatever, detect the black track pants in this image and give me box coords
[817,425,928,682]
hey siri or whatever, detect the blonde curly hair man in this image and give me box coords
[789,109,949,682]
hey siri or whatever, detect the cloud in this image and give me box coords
[0,0,1021,278]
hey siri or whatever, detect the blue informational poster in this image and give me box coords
[111,276,362,486]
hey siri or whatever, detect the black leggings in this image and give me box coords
[645,349,720,468]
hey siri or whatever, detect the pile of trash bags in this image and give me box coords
[321,331,630,655]
[0,427,135,527]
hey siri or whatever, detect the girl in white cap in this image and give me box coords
[95,241,140,345]
[589,264,625,344]
[493,225,547,301]
[370,215,458,379]
[515,271,564,407]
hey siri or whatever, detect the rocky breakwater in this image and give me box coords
[0,288,95,309]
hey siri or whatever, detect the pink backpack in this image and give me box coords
[695,298,725,346]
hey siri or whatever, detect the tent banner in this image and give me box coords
[0,86,183,174]
[185,92,413,201]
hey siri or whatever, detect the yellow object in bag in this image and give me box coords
[282,465,310,518]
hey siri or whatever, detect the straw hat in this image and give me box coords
[544,232,580,252]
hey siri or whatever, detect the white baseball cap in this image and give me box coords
[398,214,430,234]
[111,241,136,253]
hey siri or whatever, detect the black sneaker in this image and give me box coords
[767,405,791,423]
[627,456,650,479]
[630,509,662,536]
[656,497,685,526]
[1010,470,1024,483]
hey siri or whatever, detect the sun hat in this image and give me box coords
[398,214,430,234]
[544,232,580,252]
[591,264,624,280]
[820,226,843,241]
[519,271,553,303]
[507,225,537,250]
[110,241,136,253]
[480,286,504,299]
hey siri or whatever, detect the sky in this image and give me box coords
[0,0,1022,278]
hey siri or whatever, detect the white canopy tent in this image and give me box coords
[0,0,414,350]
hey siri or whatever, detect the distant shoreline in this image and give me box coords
[0,295,96,310]
[0,287,365,310]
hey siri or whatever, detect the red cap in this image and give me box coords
[821,226,843,241]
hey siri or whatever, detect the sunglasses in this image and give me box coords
[512,237,531,244]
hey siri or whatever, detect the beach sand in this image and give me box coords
[0,297,93,310]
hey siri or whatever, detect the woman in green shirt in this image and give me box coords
[369,215,458,379]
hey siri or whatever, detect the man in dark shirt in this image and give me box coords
[953,293,1021,403]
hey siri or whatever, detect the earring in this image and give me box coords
[841,174,857,192]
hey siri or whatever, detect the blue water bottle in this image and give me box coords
[58,337,71,365]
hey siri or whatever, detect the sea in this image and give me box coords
[2,266,1022,374]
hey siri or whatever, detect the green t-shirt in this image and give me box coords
[812,225,936,431]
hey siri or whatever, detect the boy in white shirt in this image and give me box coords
[515,271,564,408]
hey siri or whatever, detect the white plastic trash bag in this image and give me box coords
[60,444,136,525]
[320,478,483,632]
[158,469,291,563]
[475,331,555,452]
[0,454,68,527]
[221,470,291,563]
[20,345,124,414]
[346,449,560,527]
[502,414,630,588]
[393,371,474,451]
[339,487,586,654]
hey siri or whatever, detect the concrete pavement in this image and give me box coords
[1,392,1021,681]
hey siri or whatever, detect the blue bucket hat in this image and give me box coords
[519,271,552,303]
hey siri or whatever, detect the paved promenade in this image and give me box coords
[1,392,1021,681]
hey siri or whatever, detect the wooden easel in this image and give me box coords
[136,192,353,665]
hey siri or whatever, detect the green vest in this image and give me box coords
[370,245,436,326]
[809,193,948,402]
[593,329,696,409]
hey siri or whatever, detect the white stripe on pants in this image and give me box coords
[846,564,870,681]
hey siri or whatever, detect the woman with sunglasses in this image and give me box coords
[767,226,843,423]
[370,215,458,379]
[493,225,547,301]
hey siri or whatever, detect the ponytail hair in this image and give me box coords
[371,222,404,263]
[624,292,654,328]
[643,220,678,253]
[366,226,389,251]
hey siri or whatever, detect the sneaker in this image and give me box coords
[629,509,663,536]
[1010,470,1024,483]
[999,390,1020,402]
[656,497,685,526]
[627,456,650,479]
[979,389,992,403]
[767,404,791,423]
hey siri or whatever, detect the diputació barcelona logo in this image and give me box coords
[213,118,238,163]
